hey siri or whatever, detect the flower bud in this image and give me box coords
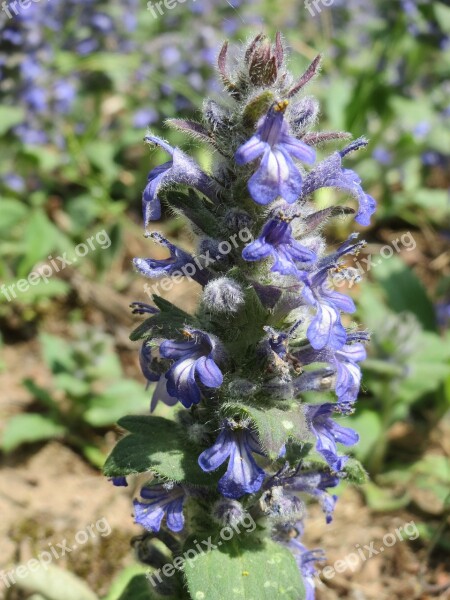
[259,487,305,523]
[223,208,254,233]
[290,97,319,132]
[245,33,284,87]
[212,499,249,528]
[202,277,245,313]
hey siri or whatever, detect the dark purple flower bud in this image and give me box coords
[110,477,128,487]
[198,420,266,499]
[133,483,186,533]
[129,302,159,315]
[235,102,315,205]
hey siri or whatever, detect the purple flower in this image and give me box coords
[235,102,315,205]
[302,138,376,226]
[143,135,216,226]
[2,173,25,193]
[133,232,210,286]
[287,538,325,600]
[283,471,339,524]
[160,329,224,408]
[294,332,368,408]
[139,342,160,385]
[133,107,158,128]
[138,342,179,413]
[242,216,316,276]
[150,376,179,413]
[198,421,265,499]
[301,235,364,350]
[305,403,359,471]
[53,80,76,114]
[301,272,351,351]
[133,483,186,533]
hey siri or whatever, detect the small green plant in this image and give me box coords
[1,329,151,467]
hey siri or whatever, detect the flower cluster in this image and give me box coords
[0,0,138,145]
[108,34,374,598]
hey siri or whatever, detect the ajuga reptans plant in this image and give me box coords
[106,34,375,600]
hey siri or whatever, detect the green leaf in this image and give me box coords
[15,564,98,600]
[371,256,437,331]
[8,278,70,303]
[1,414,66,452]
[103,566,151,600]
[363,481,410,512]
[223,402,309,460]
[395,332,450,404]
[348,410,382,462]
[18,209,69,278]
[22,378,59,413]
[40,333,76,373]
[85,140,118,180]
[0,198,28,233]
[0,106,25,134]
[80,444,106,469]
[116,575,154,600]
[54,373,90,397]
[165,190,221,238]
[103,416,217,486]
[184,537,305,600]
[85,380,152,427]
[343,457,369,485]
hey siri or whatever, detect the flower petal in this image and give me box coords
[280,134,316,164]
[196,356,223,388]
[235,136,267,164]
[198,429,232,472]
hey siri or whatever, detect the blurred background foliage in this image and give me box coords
[0,0,449,597]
